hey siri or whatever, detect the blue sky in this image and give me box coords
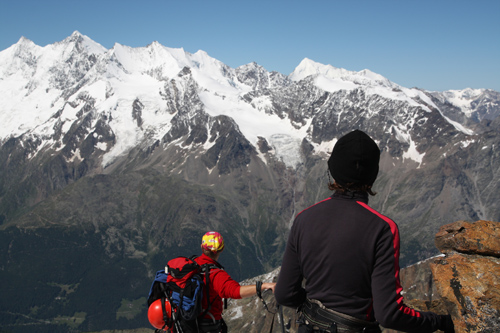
[1,0,499,91]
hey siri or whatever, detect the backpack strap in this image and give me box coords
[199,263,213,319]
[198,261,225,321]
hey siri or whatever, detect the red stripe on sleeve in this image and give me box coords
[356,201,421,318]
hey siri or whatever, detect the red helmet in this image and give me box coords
[147,298,172,330]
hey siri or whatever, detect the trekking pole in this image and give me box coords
[278,304,285,333]
[256,281,285,333]
[174,320,184,333]
[162,284,183,333]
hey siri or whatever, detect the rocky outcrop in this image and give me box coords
[430,220,500,333]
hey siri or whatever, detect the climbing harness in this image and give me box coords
[300,299,381,333]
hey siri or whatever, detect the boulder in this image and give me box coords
[434,220,500,257]
[430,220,500,333]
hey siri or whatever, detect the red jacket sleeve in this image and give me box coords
[210,269,242,299]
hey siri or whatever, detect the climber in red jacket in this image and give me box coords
[275,130,454,333]
[195,231,276,333]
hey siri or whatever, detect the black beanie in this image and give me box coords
[328,130,380,187]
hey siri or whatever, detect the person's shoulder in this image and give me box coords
[209,266,233,283]
[193,255,205,264]
[296,196,333,218]
[356,201,397,228]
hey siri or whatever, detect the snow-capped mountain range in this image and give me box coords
[1,31,497,170]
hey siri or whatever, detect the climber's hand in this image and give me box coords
[438,315,455,333]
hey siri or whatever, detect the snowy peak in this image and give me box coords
[235,62,290,90]
[0,31,106,91]
[1,36,40,58]
[431,88,500,122]
[290,58,353,81]
[0,37,40,71]
[14,36,38,51]
[106,42,241,93]
[289,58,398,94]
[59,31,107,55]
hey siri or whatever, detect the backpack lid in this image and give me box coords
[166,257,201,287]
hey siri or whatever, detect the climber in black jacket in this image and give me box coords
[275,130,454,333]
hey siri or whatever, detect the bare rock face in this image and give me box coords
[399,257,440,302]
[434,220,500,257]
[430,220,500,333]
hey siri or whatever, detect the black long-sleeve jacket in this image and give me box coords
[275,191,444,332]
